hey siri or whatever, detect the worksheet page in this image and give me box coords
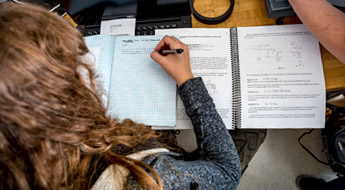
[237,24,325,128]
[155,28,233,129]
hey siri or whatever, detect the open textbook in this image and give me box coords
[84,35,177,127]
[153,24,325,129]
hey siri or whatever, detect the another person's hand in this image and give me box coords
[151,35,194,86]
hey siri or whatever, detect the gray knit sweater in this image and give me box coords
[142,77,241,190]
[92,77,241,190]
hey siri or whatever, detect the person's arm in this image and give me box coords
[150,36,241,189]
[288,0,345,63]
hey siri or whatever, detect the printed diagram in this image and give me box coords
[251,44,282,62]
[289,41,304,67]
[250,42,305,67]
[205,80,218,95]
[266,49,281,61]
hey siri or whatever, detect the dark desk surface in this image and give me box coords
[192,0,345,91]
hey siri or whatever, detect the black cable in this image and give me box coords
[190,0,235,25]
[298,129,331,165]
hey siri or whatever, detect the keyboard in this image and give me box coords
[135,15,191,36]
[136,24,177,35]
[78,15,191,36]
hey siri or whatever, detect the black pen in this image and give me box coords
[158,49,184,54]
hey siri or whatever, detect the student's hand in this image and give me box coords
[151,35,194,86]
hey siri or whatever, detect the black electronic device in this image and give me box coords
[57,0,192,36]
[264,0,345,18]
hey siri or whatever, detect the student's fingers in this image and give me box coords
[150,51,176,79]
[150,51,167,67]
[168,36,185,47]
[154,36,176,51]
[154,35,183,51]
[151,51,184,68]
[154,36,170,51]
[170,36,181,42]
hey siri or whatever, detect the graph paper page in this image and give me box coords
[84,35,115,106]
[108,36,177,126]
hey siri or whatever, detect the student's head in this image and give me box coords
[0,2,161,189]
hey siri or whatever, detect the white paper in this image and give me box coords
[153,25,325,130]
[154,28,233,129]
[237,24,325,129]
[100,18,136,36]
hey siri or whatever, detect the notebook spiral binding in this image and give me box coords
[230,27,241,129]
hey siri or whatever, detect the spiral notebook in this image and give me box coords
[84,35,177,127]
[154,24,326,129]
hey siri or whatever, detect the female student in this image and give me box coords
[0,2,241,190]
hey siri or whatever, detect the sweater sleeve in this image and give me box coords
[144,77,241,190]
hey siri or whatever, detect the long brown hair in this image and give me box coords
[0,2,162,190]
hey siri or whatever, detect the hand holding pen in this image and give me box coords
[151,35,194,86]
